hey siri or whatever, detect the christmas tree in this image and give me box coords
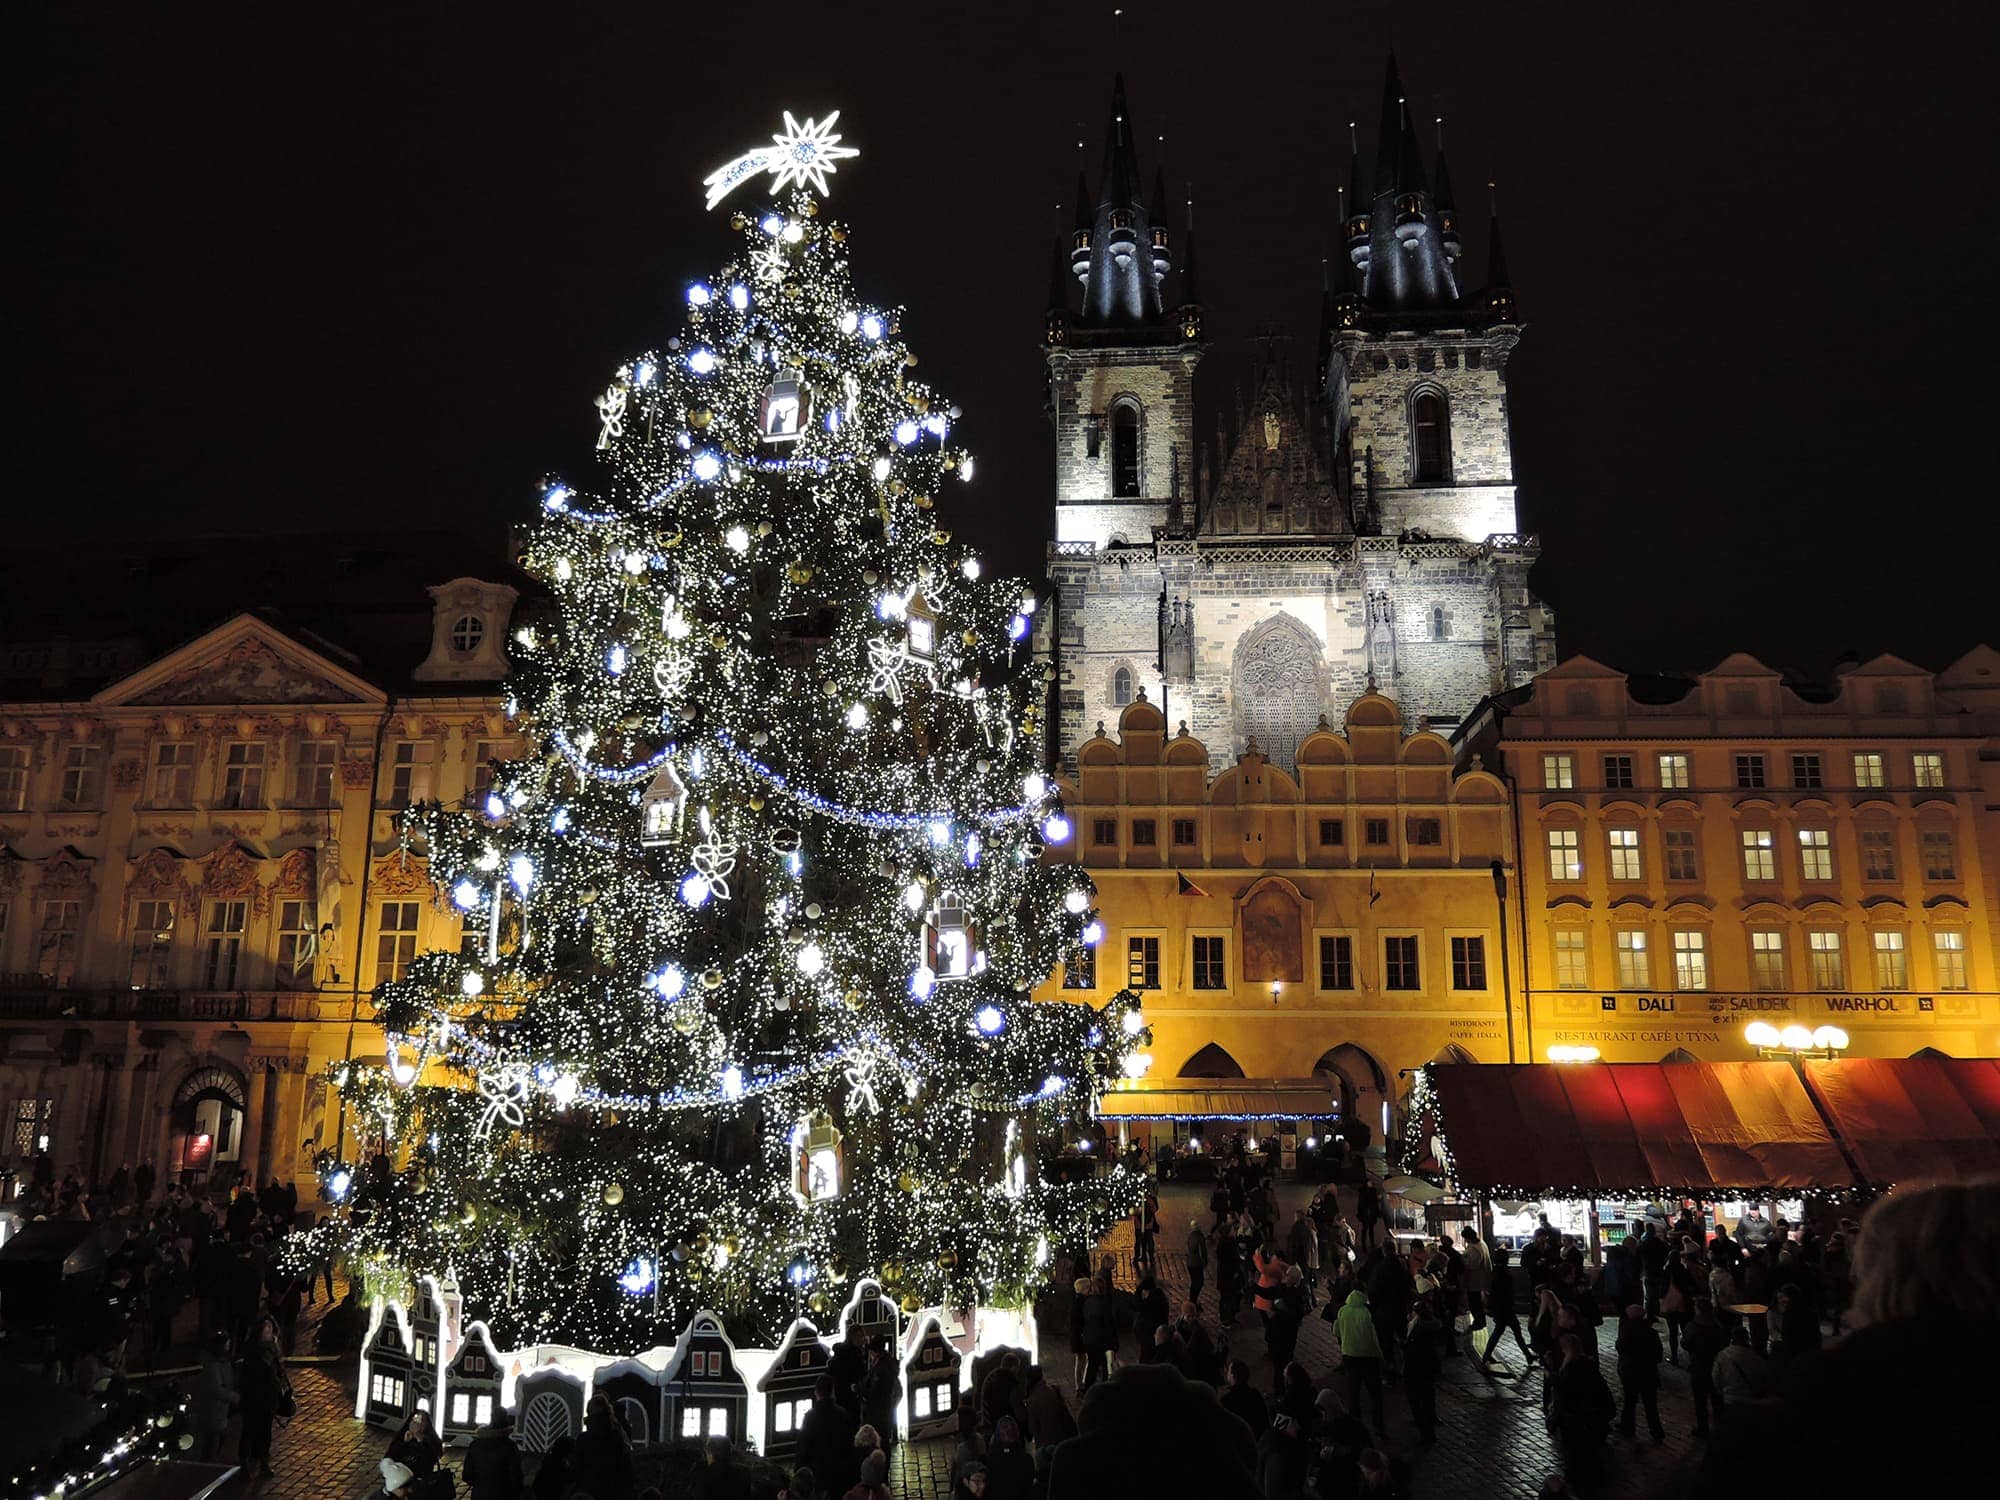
[313,114,1149,1350]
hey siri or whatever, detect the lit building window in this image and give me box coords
[1798,828,1833,882]
[1933,931,1968,990]
[1657,752,1691,790]
[1750,930,1786,990]
[1872,930,1907,989]
[1547,829,1582,882]
[1808,930,1845,990]
[1615,931,1649,988]
[1912,752,1945,789]
[1663,829,1699,881]
[1852,752,1885,790]
[1741,830,1776,882]
[1553,929,1589,988]
[1607,828,1642,882]
[1542,754,1574,790]
[1672,931,1709,991]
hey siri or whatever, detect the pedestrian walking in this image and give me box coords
[1403,1305,1441,1444]
[571,1393,637,1500]
[1333,1289,1388,1438]
[237,1314,290,1480]
[1552,1335,1613,1483]
[1614,1305,1666,1443]
[1458,1226,1491,1352]
[462,1409,526,1499]
[1355,1178,1382,1250]
[1186,1218,1209,1308]
[1288,1211,1321,1306]
[1480,1245,1533,1369]
[1683,1299,1726,1437]
[190,1330,236,1463]
[859,1338,904,1453]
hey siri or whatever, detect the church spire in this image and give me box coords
[1432,117,1461,264]
[1360,53,1459,311]
[1080,73,1167,326]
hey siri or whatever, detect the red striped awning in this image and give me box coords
[1422,1061,1853,1196]
[1801,1056,2000,1187]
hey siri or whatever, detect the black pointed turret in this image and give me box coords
[1069,170,1092,286]
[1373,55,1406,200]
[1148,165,1173,287]
[1080,74,1168,327]
[1482,183,1515,320]
[1432,126,1461,264]
[1358,53,1460,311]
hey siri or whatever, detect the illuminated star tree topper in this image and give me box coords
[703,110,861,211]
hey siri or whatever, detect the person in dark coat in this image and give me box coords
[693,1433,753,1500]
[1074,1273,1118,1388]
[1133,1275,1170,1364]
[978,1351,1025,1431]
[190,1329,236,1462]
[1403,1306,1441,1444]
[982,1415,1033,1500]
[570,1393,637,1500]
[828,1323,867,1412]
[1219,1358,1269,1438]
[237,1314,290,1480]
[1045,1362,1259,1500]
[1254,1412,1309,1500]
[1613,1306,1666,1443]
[529,1435,574,1500]
[1354,1180,1381,1249]
[1551,1335,1612,1482]
[1263,1270,1305,1393]
[462,1409,525,1500]
[857,1338,903,1454]
[226,1187,259,1241]
[798,1375,860,1494]
[1682,1298,1727,1437]
[1021,1364,1075,1453]
[388,1408,444,1480]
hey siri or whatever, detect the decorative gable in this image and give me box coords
[97,616,384,709]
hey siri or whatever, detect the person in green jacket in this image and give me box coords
[1334,1290,1387,1437]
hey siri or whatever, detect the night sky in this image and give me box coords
[21,4,1999,677]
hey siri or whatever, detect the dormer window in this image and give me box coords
[415,578,519,684]
[450,615,486,654]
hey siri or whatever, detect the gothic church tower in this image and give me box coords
[1042,61,1554,774]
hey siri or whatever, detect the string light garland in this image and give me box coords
[299,127,1149,1353]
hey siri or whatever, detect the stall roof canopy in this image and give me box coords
[1801,1057,2000,1187]
[1424,1062,1853,1196]
[1096,1078,1338,1121]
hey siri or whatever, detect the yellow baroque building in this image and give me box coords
[1455,650,2000,1063]
[1034,690,1518,1152]
[0,538,521,1195]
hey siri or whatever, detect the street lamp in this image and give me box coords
[1270,981,1283,1006]
[1745,1021,1849,1061]
[1547,1044,1600,1064]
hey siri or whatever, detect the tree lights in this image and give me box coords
[303,121,1146,1351]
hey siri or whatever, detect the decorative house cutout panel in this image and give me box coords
[899,1312,964,1439]
[442,1321,507,1442]
[661,1311,749,1447]
[749,1318,832,1459]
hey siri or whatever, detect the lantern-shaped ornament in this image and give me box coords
[758,367,812,446]
[923,890,980,981]
[904,591,938,667]
[794,1109,844,1202]
[640,763,689,848]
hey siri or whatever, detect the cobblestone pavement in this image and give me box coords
[163,1184,1731,1498]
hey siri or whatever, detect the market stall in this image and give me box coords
[1800,1055,2000,1186]
[1405,1061,1856,1253]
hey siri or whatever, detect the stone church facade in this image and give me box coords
[1039,63,1557,774]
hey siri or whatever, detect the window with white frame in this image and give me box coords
[1553,928,1589,988]
[151,742,196,806]
[1451,935,1487,990]
[38,900,81,985]
[293,740,338,807]
[1859,829,1896,881]
[1798,828,1833,882]
[58,744,103,808]
[1607,828,1643,882]
[1921,831,1957,881]
[1933,930,1968,991]
[1127,935,1160,990]
[390,741,435,807]
[1790,753,1822,789]
[1657,752,1690,790]
[1741,829,1776,882]
[450,614,486,653]
[1614,930,1649,988]
[0,745,27,811]
[218,742,266,809]
[1663,828,1699,881]
[376,901,421,984]
[128,900,175,989]
[1542,754,1575,790]
[1191,934,1227,990]
[472,740,504,808]
[276,900,317,987]
[1318,934,1355,990]
[1672,931,1709,991]
[1384,934,1420,991]
[1872,930,1907,989]
[1807,930,1845,990]
[1750,930,1787,990]
[1546,828,1582,882]
[1911,752,1945,789]
[1852,752,1885,790]
[202,901,247,988]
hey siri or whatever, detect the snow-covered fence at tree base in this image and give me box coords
[356,1271,1038,1454]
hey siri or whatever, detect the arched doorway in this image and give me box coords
[171,1064,246,1184]
[1313,1044,1389,1150]
[1179,1043,1246,1079]
[1430,1044,1478,1066]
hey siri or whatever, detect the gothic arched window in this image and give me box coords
[1412,390,1449,484]
[1111,403,1141,497]
[1112,666,1134,707]
[1431,606,1447,640]
[1234,615,1322,772]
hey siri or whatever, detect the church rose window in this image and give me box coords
[1235,617,1321,771]
[1111,404,1140,497]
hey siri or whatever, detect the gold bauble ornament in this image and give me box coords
[843,989,863,1010]
[897,1171,916,1192]
[723,1235,741,1256]
[900,1293,922,1313]
[788,563,815,584]
[933,529,952,545]
[830,226,846,242]
[702,969,725,989]
[936,1249,958,1269]
[710,633,729,649]
[749,793,767,811]
[784,283,802,299]
[942,457,957,471]
[757,520,774,537]
[731,213,748,231]
[913,494,934,510]
[881,1259,903,1282]
[693,1233,712,1253]
[913,396,929,414]
[888,479,906,496]
[962,630,979,648]
[690,409,713,429]
[903,353,919,368]
[602,1182,624,1206]
[673,1007,700,1033]
[808,1291,830,1314]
